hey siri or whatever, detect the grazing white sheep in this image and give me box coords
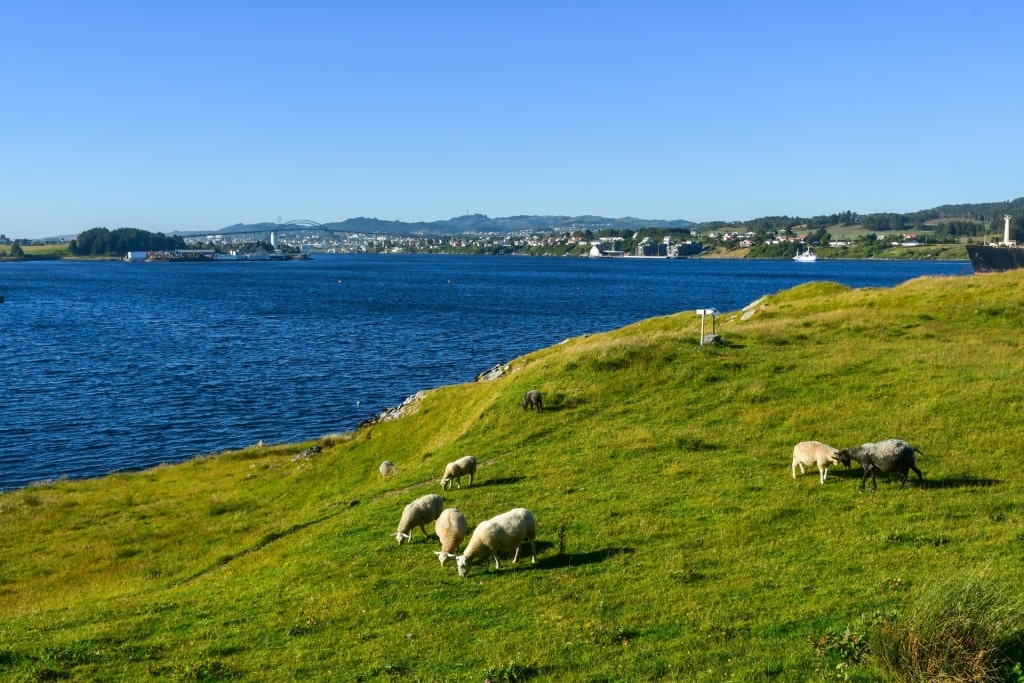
[379,460,395,477]
[456,508,536,578]
[440,455,477,490]
[792,441,841,484]
[433,508,469,566]
[394,493,444,544]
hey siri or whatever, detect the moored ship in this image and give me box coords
[131,248,309,262]
[965,215,1024,273]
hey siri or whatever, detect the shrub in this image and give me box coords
[872,569,1024,682]
[810,617,876,682]
[483,660,539,682]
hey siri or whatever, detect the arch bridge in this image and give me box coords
[279,219,323,229]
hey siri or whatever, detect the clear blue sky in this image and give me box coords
[3,1,1022,239]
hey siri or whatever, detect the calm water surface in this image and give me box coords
[0,254,971,490]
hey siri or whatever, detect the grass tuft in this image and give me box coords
[872,569,1024,682]
[483,660,540,682]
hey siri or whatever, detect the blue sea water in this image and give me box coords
[0,254,971,490]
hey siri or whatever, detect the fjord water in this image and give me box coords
[0,254,970,490]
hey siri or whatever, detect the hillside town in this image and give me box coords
[173,225,932,258]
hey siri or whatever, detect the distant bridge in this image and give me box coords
[279,219,323,229]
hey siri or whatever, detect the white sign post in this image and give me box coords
[696,308,720,345]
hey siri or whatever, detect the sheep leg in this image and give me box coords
[911,465,924,489]
[492,554,500,571]
[819,466,827,484]
[467,472,473,487]
[528,538,537,563]
[512,545,521,564]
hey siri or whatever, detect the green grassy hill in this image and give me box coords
[3,271,1024,682]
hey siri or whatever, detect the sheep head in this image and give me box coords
[456,555,470,578]
[395,532,411,544]
[434,551,453,566]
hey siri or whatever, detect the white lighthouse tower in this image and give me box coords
[1001,215,1015,246]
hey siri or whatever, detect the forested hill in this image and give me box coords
[214,198,1024,238]
[217,214,696,237]
[923,197,1024,221]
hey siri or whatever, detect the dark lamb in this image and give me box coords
[837,439,924,491]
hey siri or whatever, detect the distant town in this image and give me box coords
[2,196,1021,260]
[169,223,964,259]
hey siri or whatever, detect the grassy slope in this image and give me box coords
[2,272,1024,682]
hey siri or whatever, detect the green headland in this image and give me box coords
[2,271,1023,682]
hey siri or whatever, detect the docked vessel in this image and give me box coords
[793,246,817,262]
[965,215,1024,273]
[145,249,216,262]
[129,248,309,262]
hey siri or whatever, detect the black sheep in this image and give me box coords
[837,439,924,491]
[520,389,543,412]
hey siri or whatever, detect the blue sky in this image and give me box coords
[3,1,1022,238]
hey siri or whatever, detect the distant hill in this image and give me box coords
[207,214,696,237]
[53,197,1023,242]
[204,198,1024,238]
[907,197,1024,221]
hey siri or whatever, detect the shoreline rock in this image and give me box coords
[357,390,430,429]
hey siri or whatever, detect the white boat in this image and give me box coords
[793,247,817,262]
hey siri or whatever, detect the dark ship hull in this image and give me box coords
[965,244,1024,273]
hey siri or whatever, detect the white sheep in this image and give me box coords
[379,460,395,477]
[455,507,536,578]
[433,508,469,566]
[792,441,841,484]
[440,455,477,490]
[394,493,444,544]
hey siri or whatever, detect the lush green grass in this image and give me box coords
[20,244,73,257]
[3,272,1024,681]
[873,244,968,260]
[700,243,968,261]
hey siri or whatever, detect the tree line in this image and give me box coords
[69,228,185,256]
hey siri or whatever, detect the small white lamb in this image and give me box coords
[379,460,395,477]
[433,508,469,566]
[792,441,841,484]
[440,455,477,490]
[394,493,444,544]
[456,507,536,578]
